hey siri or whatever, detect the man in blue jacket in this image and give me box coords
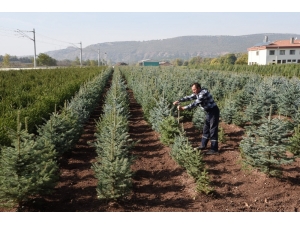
[173,82,220,155]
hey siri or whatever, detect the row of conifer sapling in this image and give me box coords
[0,68,112,209]
[89,68,136,200]
[121,68,213,195]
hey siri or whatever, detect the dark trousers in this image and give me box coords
[201,106,220,151]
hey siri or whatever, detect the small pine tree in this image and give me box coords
[218,126,227,144]
[171,133,212,194]
[234,88,253,110]
[149,97,171,132]
[232,111,245,127]
[192,107,206,131]
[255,82,277,117]
[221,97,238,124]
[210,84,225,102]
[0,113,58,208]
[37,109,81,157]
[196,170,213,195]
[291,107,300,126]
[240,112,294,177]
[276,81,300,117]
[244,101,264,125]
[287,124,300,157]
[159,115,181,146]
[92,155,133,200]
[92,112,134,200]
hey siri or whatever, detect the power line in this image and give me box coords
[38,33,74,44]
[1,26,92,66]
[16,29,34,41]
[1,26,81,48]
[0,31,77,57]
[33,40,71,48]
[36,33,80,48]
[1,26,81,50]
[0,26,15,33]
[0,28,20,39]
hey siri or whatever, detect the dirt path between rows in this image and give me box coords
[3,84,300,212]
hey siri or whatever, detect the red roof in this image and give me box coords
[248,39,300,51]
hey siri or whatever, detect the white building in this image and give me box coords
[248,36,300,65]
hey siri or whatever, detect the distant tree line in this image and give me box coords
[2,51,299,77]
[170,53,300,78]
[0,53,58,68]
[171,53,248,67]
[0,54,108,68]
[0,54,33,63]
[56,56,107,67]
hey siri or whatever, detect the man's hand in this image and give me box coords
[173,100,180,105]
[177,106,184,111]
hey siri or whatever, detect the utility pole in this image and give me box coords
[98,49,100,66]
[33,29,36,68]
[16,28,37,68]
[79,42,82,67]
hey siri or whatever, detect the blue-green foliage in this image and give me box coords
[240,115,294,177]
[158,115,181,145]
[221,96,239,125]
[192,107,206,131]
[91,68,134,200]
[276,78,300,117]
[255,81,277,117]
[149,96,172,132]
[121,66,211,194]
[243,101,264,125]
[0,114,58,208]
[171,133,212,194]
[37,109,80,156]
[287,124,300,156]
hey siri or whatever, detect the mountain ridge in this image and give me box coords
[46,33,300,64]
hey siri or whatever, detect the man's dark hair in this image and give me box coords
[191,82,201,89]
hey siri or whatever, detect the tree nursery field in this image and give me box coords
[0,66,300,212]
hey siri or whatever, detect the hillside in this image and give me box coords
[46,33,300,64]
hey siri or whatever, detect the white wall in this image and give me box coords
[266,48,300,64]
[248,49,267,65]
[248,48,300,65]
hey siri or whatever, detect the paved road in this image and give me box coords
[0,67,64,71]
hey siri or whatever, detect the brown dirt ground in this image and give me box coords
[1,85,300,213]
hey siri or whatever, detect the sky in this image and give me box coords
[1,0,300,57]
